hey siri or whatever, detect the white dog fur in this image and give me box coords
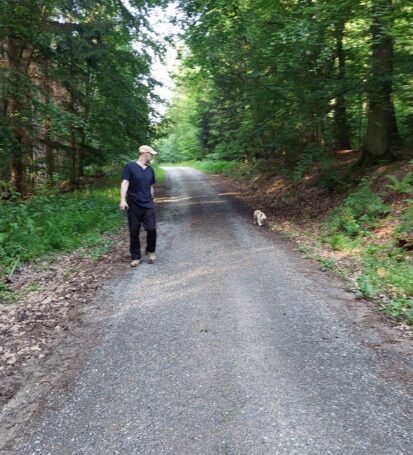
[253,210,267,226]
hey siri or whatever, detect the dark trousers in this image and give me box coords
[127,202,156,260]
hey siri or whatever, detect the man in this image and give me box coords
[120,145,157,267]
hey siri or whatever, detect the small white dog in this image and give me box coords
[253,210,267,226]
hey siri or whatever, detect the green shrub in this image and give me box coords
[381,297,413,324]
[0,187,123,275]
[344,181,389,220]
[386,173,413,194]
[356,244,413,300]
[173,160,242,177]
[83,165,106,177]
[330,233,357,251]
[325,180,389,237]
[398,199,413,234]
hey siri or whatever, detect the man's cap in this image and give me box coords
[139,145,157,155]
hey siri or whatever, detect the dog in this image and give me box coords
[253,210,267,226]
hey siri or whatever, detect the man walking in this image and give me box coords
[120,145,157,267]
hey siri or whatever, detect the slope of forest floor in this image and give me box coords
[191,152,413,331]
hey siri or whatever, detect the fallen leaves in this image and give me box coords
[0,230,128,406]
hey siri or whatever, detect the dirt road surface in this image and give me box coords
[4,167,413,454]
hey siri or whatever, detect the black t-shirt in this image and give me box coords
[121,162,156,208]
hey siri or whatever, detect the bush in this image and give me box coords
[386,173,413,194]
[398,199,413,234]
[330,233,358,251]
[382,297,413,324]
[173,160,243,177]
[325,180,389,237]
[356,244,413,310]
[0,187,123,275]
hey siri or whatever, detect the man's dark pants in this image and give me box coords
[127,201,156,260]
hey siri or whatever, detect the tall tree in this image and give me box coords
[0,0,163,195]
[361,0,401,164]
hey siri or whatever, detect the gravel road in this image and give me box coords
[8,167,413,454]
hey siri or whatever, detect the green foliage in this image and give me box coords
[160,0,413,170]
[0,180,19,200]
[325,181,389,237]
[173,160,243,177]
[386,173,413,194]
[381,297,413,324]
[398,199,413,234]
[330,233,359,251]
[155,69,208,162]
[355,243,413,322]
[0,0,163,193]
[0,186,123,275]
[317,256,336,272]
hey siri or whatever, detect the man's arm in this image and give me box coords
[151,184,155,199]
[120,179,129,210]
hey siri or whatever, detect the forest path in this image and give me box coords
[9,167,413,454]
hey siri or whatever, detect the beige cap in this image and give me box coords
[139,145,157,155]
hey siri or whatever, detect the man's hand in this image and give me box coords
[119,200,129,210]
[120,179,129,210]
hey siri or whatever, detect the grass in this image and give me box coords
[163,159,244,177]
[0,186,124,277]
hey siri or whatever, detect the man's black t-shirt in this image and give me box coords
[121,162,156,208]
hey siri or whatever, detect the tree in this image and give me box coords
[361,0,402,164]
[0,0,163,195]
[169,0,412,172]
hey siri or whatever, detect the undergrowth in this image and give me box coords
[166,160,245,178]
[321,177,413,324]
[0,187,123,277]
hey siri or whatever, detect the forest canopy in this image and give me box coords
[1,0,412,197]
[158,0,413,170]
[0,0,165,196]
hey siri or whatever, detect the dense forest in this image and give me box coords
[1,0,412,196]
[159,0,412,169]
[0,0,166,197]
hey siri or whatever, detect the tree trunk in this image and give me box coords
[334,20,351,150]
[43,61,55,185]
[361,0,400,164]
[7,38,28,196]
[69,128,80,189]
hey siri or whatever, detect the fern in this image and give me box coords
[386,173,413,194]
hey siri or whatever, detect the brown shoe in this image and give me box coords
[130,259,140,267]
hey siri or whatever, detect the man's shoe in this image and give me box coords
[130,259,140,267]
[146,252,156,263]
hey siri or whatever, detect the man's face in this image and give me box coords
[141,152,153,164]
